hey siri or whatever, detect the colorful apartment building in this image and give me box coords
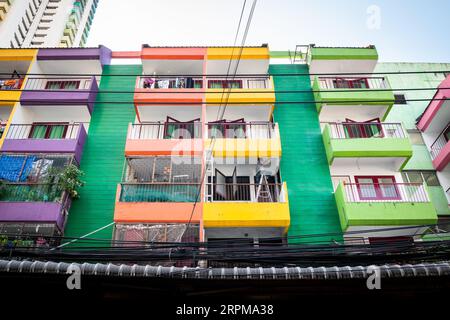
[0,46,110,242]
[0,44,448,247]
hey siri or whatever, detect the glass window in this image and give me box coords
[422,172,440,187]
[402,170,441,187]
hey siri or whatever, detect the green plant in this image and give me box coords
[52,164,85,199]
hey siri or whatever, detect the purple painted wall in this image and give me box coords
[0,202,65,230]
[37,46,112,66]
[20,77,98,114]
[1,124,87,163]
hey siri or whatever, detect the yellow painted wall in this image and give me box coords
[205,138,281,158]
[207,47,270,60]
[0,49,37,61]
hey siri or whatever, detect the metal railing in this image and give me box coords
[209,183,285,203]
[0,77,24,90]
[23,77,92,90]
[327,122,406,139]
[0,183,64,202]
[207,121,276,139]
[430,130,449,160]
[127,122,202,139]
[343,183,430,203]
[0,123,5,139]
[317,77,390,90]
[5,123,82,140]
[119,183,201,202]
[136,76,271,89]
[137,76,204,89]
[207,76,271,89]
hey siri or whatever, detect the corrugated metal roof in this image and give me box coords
[1,259,449,279]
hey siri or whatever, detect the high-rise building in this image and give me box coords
[0,0,99,48]
[0,44,449,250]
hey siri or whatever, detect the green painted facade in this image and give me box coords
[64,65,142,244]
[269,64,343,244]
[312,76,395,114]
[378,62,450,215]
[322,123,412,166]
[335,183,438,231]
[308,46,378,62]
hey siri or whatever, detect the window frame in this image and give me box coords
[354,175,401,200]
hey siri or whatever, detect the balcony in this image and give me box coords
[0,77,24,106]
[2,123,87,163]
[125,122,203,156]
[114,183,202,224]
[203,182,290,230]
[322,122,412,170]
[134,76,205,105]
[0,183,70,232]
[205,121,281,158]
[312,76,395,120]
[20,77,99,114]
[205,76,275,104]
[307,45,379,75]
[114,156,202,224]
[429,128,450,171]
[335,182,437,235]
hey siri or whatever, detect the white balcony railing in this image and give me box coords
[127,122,202,139]
[343,183,430,203]
[317,77,390,90]
[5,123,83,140]
[136,76,271,89]
[327,122,407,139]
[430,128,449,160]
[23,77,92,90]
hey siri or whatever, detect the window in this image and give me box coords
[45,80,80,90]
[29,123,68,139]
[332,78,369,89]
[407,130,425,145]
[208,80,243,89]
[343,118,383,138]
[355,176,400,200]
[402,171,440,187]
[394,94,407,104]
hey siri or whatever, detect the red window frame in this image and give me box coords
[163,116,200,139]
[28,122,69,139]
[333,78,369,89]
[207,80,243,89]
[343,118,384,138]
[354,176,401,200]
[45,80,81,90]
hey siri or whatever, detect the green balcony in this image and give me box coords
[322,122,412,169]
[308,46,379,62]
[312,76,395,117]
[335,182,438,233]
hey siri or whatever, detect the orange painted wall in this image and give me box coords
[134,89,204,104]
[125,139,203,156]
[141,47,207,60]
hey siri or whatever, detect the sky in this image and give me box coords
[87,0,450,63]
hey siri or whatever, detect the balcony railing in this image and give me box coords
[209,183,285,203]
[137,76,203,89]
[0,77,24,90]
[23,77,93,90]
[127,122,202,139]
[317,77,390,90]
[0,123,5,139]
[0,183,64,202]
[119,183,201,202]
[327,122,407,139]
[136,76,271,89]
[5,123,83,140]
[430,130,449,160]
[343,183,430,203]
[207,121,276,139]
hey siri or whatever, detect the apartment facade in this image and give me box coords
[0,0,99,48]
[0,46,110,245]
[0,45,448,248]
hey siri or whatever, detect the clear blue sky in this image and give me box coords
[87,0,450,62]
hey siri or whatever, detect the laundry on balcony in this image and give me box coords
[0,78,23,90]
